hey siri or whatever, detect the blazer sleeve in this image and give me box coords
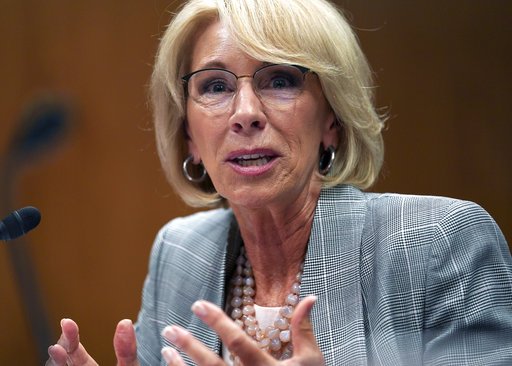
[423,199,512,365]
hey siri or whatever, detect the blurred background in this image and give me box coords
[0,0,510,364]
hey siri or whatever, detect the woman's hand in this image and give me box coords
[45,318,98,366]
[161,295,324,366]
[46,318,139,366]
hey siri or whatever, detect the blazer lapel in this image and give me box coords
[186,215,241,358]
[301,185,368,365]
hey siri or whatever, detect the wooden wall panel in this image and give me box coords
[0,1,510,364]
[344,1,512,233]
[0,1,189,363]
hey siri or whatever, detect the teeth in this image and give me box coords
[236,156,271,167]
[239,154,265,160]
[233,153,274,167]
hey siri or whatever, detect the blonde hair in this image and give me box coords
[151,0,385,207]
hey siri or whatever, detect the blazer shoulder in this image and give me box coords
[157,208,234,243]
[361,191,508,254]
[147,208,234,273]
[363,191,496,228]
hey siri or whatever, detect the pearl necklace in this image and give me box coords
[228,247,304,363]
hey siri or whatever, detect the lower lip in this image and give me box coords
[227,158,277,176]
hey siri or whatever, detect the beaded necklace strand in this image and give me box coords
[228,246,304,364]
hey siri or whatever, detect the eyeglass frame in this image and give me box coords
[180,63,311,105]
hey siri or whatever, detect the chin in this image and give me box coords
[223,188,277,210]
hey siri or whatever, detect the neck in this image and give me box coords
[230,185,320,306]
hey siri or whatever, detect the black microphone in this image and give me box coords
[0,206,41,241]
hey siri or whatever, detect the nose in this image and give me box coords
[229,80,267,134]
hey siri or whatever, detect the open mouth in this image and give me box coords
[232,154,274,167]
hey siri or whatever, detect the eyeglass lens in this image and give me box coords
[186,64,307,109]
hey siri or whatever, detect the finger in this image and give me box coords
[161,346,186,366]
[56,318,98,365]
[162,325,223,366]
[46,319,78,366]
[46,344,68,366]
[191,300,276,365]
[290,296,324,363]
[114,319,139,366]
[59,318,80,353]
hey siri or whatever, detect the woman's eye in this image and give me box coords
[201,80,229,94]
[261,72,298,90]
[271,77,291,89]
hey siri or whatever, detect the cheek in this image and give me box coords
[186,107,227,162]
[187,108,211,144]
[289,104,328,144]
[186,117,209,160]
[309,101,333,138]
[186,104,201,137]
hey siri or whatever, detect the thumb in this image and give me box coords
[114,319,139,366]
[290,296,324,363]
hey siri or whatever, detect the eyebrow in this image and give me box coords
[192,53,233,70]
[192,59,272,73]
[196,60,227,70]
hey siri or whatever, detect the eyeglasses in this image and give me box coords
[181,64,310,112]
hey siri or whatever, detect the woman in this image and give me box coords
[46,0,512,365]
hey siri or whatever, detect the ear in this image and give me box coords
[321,110,340,149]
[185,122,201,163]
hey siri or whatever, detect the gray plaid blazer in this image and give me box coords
[135,185,512,365]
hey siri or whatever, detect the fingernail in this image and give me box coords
[162,326,178,343]
[118,319,133,328]
[60,318,70,327]
[161,346,176,363]
[306,295,318,310]
[191,301,208,318]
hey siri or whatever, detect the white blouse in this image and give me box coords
[222,304,281,365]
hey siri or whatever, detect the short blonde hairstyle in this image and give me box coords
[151,0,385,208]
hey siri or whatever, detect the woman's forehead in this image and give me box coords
[189,21,260,71]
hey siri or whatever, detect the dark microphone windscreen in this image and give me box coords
[0,206,41,241]
[7,96,71,165]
